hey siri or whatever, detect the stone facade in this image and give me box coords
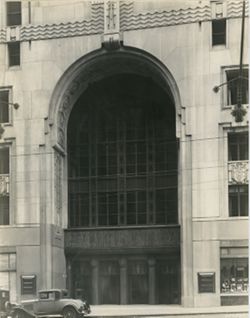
[0,0,248,312]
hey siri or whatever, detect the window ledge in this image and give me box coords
[221,293,248,297]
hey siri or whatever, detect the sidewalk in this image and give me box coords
[88,305,249,317]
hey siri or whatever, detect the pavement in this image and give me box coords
[88,305,249,317]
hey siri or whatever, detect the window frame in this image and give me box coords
[0,144,11,226]
[0,87,12,125]
[8,42,20,67]
[6,1,22,27]
[212,18,227,46]
[228,185,248,217]
[221,65,249,109]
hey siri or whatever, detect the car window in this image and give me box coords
[39,292,55,300]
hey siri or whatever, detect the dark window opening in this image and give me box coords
[0,91,9,123]
[212,19,226,45]
[67,74,178,228]
[6,2,21,26]
[8,42,20,67]
[226,69,249,105]
[228,132,248,161]
[0,147,10,225]
[229,185,248,217]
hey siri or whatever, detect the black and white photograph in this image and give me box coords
[0,0,248,317]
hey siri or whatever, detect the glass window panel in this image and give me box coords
[7,1,22,26]
[0,272,8,289]
[0,91,9,123]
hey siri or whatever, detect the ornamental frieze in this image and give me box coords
[65,226,180,251]
[228,161,248,185]
[0,1,247,44]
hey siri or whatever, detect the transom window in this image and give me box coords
[68,75,178,228]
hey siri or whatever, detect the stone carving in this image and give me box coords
[0,174,10,196]
[103,0,120,50]
[120,3,211,31]
[65,226,180,250]
[54,151,63,226]
[228,161,248,184]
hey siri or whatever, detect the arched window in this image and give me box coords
[67,74,178,227]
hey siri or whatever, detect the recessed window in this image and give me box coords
[212,19,226,45]
[0,147,10,225]
[226,69,249,105]
[6,2,21,26]
[0,90,9,123]
[8,42,20,67]
[229,185,248,217]
[228,132,248,161]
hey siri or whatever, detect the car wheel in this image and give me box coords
[12,309,25,318]
[63,307,78,318]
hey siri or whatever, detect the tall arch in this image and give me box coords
[47,46,193,306]
[48,46,183,151]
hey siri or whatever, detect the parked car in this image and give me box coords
[12,289,90,318]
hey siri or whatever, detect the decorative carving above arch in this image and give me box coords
[48,46,183,151]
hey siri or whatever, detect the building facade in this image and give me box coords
[0,0,248,310]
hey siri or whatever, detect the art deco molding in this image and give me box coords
[0,1,247,44]
[0,174,10,196]
[228,161,248,184]
[120,2,211,31]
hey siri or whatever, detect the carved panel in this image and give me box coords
[0,174,10,196]
[65,226,180,251]
[54,151,63,226]
[228,161,248,184]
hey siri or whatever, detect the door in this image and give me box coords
[99,261,120,304]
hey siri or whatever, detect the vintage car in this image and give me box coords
[12,289,90,318]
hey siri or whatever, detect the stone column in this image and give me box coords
[91,259,99,304]
[148,258,156,304]
[120,258,127,304]
[180,135,194,306]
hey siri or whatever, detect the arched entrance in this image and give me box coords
[48,46,190,305]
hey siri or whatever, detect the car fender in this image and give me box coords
[62,304,81,314]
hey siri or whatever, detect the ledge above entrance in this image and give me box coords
[64,225,180,254]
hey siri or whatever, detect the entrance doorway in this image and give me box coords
[66,70,180,305]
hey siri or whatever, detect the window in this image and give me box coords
[0,90,9,123]
[6,2,21,26]
[68,75,178,228]
[212,19,226,45]
[229,185,248,217]
[0,253,16,301]
[221,258,248,293]
[226,69,249,105]
[0,147,10,225]
[8,42,20,67]
[228,132,248,161]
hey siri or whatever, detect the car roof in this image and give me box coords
[38,289,67,293]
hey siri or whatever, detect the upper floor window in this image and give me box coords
[226,69,249,105]
[229,185,248,217]
[228,132,248,161]
[8,42,20,67]
[0,90,9,123]
[212,18,226,46]
[6,1,21,26]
